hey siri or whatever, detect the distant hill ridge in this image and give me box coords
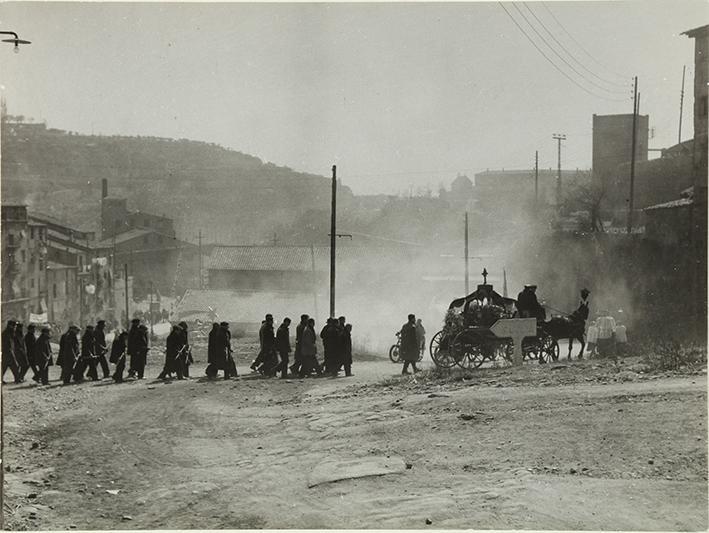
[0,118,354,242]
[1,119,332,186]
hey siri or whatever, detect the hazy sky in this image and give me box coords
[0,1,705,194]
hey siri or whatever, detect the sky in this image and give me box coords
[0,1,706,195]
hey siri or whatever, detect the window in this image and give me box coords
[53,284,57,298]
[8,234,14,246]
[30,227,34,239]
[20,250,26,263]
[30,278,34,289]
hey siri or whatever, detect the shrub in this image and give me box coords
[640,340,707,371]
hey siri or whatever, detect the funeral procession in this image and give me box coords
[0,2,707,531]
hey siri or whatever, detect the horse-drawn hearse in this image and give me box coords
[429,271,586,369]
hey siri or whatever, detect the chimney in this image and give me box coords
[102,178,108,199]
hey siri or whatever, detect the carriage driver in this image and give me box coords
[516,285,545,321]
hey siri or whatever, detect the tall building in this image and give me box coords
[682,25,708,200]
[592,114,649,181]
[1,205,48,321]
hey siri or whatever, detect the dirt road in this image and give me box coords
[2,344,707,530]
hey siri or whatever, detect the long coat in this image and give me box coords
[214,325,231,369]
[109,333,127,364]
[24,331,37,366]
[58,331,78,369]
[207,324,220,365]
[301,326,317,357]
[13,327,29,368]
[34,333,53,367]
[276,324,291,355]
[400,322,419,362]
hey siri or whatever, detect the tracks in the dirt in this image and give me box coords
[2,358,707,530]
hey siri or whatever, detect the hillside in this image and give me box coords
[0,119,354,242]
[0,118,498,249]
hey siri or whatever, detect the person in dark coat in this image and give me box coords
[339,323,353,377]
[252,315,275,373]
[289,314,308,376]
[2,320,19,383]
[13,323,30,382]
[127,319,140,378]
[516,285,545,321]
[400,314,420,374]
[299,318,322,378]
[24,324,39,383]
[177,322,193,378]
[275,317,292,379]
[257,314,278,376]
[334,316,347,374]
[205,322,220,379]
[110,330,128,383]
[320,318,340,376]
[127,320,149,379]
[80,325,98,381]
[34,327,53,385]
[59,325,80,384]
[136,324,149,379]
[165,325,185,380]
[94,320,110,379]
[215,321,234,380]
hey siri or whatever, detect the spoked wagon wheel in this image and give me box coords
[430,331,457,368]
[452,331,486,369]
[495,340,514,366]
[522,337,540,361]
[389,344,401,363]
[538,335,559,363]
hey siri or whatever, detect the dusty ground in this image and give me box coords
[1,339,707,531]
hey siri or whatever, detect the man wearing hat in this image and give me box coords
[290,314,309,376]
[136,324,150,379]
[217,321,236,379]
[110,330,129,382]
[251,314,275,374]
[34,327,53,385]
[2,320,19,383]
[177,321,193,378]
[58,325,80,384]
[94,320,111,379]
[79,325,98,381]
[516,285,545,321]
[11,322,30,383]
[24,324,39,383]
[127,319,142,379]
[205,322,220,379]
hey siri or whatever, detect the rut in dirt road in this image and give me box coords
[2,357,707,530]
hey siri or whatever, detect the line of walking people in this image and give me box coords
[206,313,354,380]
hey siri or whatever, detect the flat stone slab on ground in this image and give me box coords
[308,456,407,488]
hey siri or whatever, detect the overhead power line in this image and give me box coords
[511,3,627,101]
[498,3,626,102]
[522,2,629,93]
[540,1,627,82]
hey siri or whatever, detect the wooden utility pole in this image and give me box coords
[679,65,686,144]
[310,244,319,319]
[198,230,203,290]
[149,280,154,338]
[329,165,337,319]
[627,76,638,235]
[124,263,130,330]
[534,150,539,205]
[464,212,469,295]
[552,134,566,209]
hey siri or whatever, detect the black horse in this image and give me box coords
[541,302,588,360]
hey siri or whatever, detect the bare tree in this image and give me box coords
[563,172,606,233]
